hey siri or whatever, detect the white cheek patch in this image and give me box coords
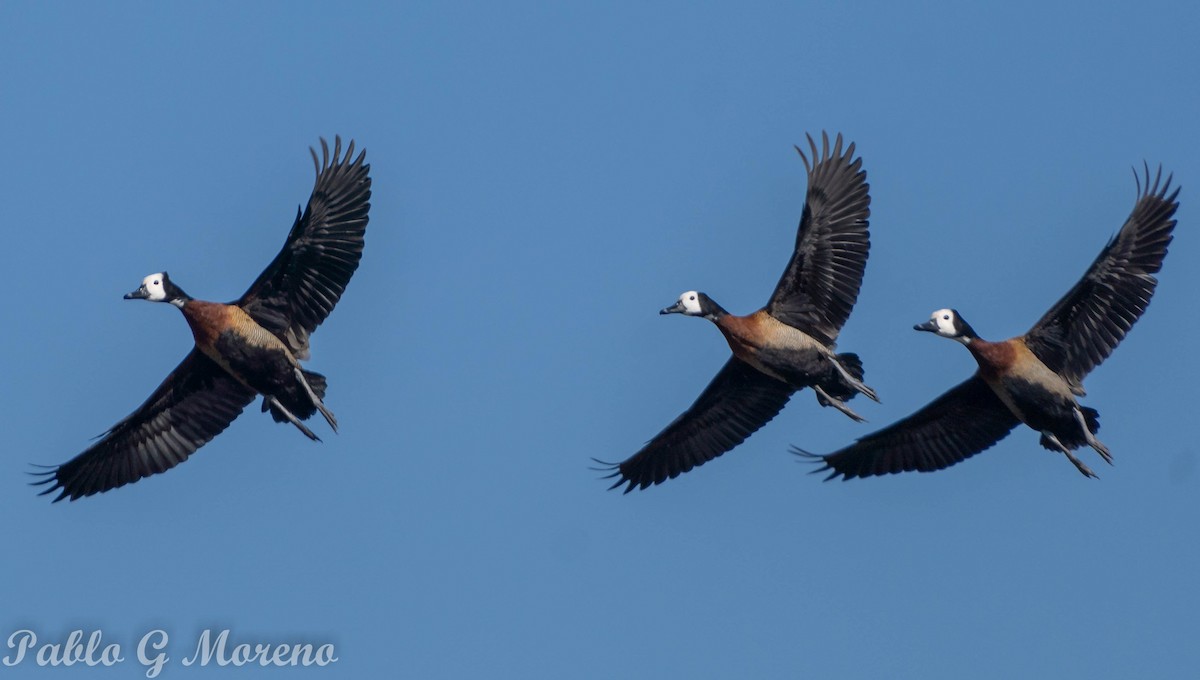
[142,272,168,302]
[927,308,959,337]
[680,291,702,315]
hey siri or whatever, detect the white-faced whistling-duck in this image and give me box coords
[598,132,876,493]
[799,164,1179,480]
[35,137,371,501]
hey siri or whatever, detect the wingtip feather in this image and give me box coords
[790,445,843,481]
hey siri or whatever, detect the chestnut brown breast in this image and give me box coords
[180,300,234,349]
[966,338,1019,381]
[716,310,825,364]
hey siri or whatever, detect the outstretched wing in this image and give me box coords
[238,136,372,358]
[1024,165,1179,387]
[599,358,795,493]
[767,132,871,345]
[34,350,256,502]
[798,375,1019,480]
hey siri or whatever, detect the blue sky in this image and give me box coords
[2,1,1198,677]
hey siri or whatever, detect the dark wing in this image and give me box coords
[599,358,795,493]
[798,375,1020,480]
[766,132,871,345]
[238,136,372,358]
[1025,165,1179,387]
[33,350,256,502]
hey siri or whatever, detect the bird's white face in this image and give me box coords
[928,308,959,337]
[139,273,168,302]
[677,291,703,316]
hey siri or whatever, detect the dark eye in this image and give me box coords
[942,314,950,320]
[689,295,696,301]
[154,280,160,285]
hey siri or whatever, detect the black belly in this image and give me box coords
[756,346,836,389]
[214,331,295,395]
[1003,377,1078,433]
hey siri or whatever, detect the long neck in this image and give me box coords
[166,281,192,309]
[957,318,980,342]
[699,294,728,321]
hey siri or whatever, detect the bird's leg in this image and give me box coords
[1073,407,1112,465]
[1042,430,1096,478]
[813,384,867,423]
[826,354,879,403]
[266,396,321,441]
[294,367,338,432]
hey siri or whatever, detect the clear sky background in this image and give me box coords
[2,2,1197,678]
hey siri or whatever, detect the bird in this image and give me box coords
[598,132,876,493]
[34,136,371,501]
[798,164,1178,480]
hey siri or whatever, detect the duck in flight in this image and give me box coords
[600,132,876,492]
[35,136,371,501]
[800,164,1178,480]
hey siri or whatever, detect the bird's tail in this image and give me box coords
[823,352,865,401]
[1039,407,1100,450]
[265,369,329,423]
